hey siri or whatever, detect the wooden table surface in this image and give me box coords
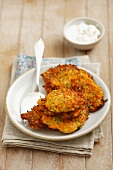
[0,0,112,170]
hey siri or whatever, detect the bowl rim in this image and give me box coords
[63,17,105,46]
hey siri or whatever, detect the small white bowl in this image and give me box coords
[63,17,105,50]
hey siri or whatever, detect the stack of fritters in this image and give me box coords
[21,64,106,134]
[41,64,105,112]
[21,89,89,133]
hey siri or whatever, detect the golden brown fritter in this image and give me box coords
[41,64,92,94]
[37,98,55,116]
[59,106,89,120]
[38,98,88,119]
[41,64,105,112]
[21,103,89,133]
[71,75,105,112]
[41,108,89,133]
[21,90,89,133]
[45,89,85,113]
[21,105,48,130]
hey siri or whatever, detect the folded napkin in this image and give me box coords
[1,54,103,156]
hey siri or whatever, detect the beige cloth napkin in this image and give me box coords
[1,55,103,156]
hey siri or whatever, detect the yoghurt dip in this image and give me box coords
[68,22,101,44]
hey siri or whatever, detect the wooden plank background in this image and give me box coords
[0,0,112,169]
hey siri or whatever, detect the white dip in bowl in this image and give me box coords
[68,22,101,44]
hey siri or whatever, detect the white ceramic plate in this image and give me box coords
[6,64,111,141]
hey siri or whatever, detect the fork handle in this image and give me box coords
[34,38,45,92]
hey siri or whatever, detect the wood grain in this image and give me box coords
[108,0,113,167]
[43,0,65,58]
[19,0,44,55]
[86,0,112,170]
[0,0,112,170]
[0,0,23,170]
[64,0,87,57]
[60,1,86,169]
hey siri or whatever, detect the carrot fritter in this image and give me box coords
[21,104,89,133]
[71,75,105,112]
[38,98,88,119]
[21,90,89,133]
[58,105,89,120]
[21,105,48,130]
[45,89,85,113]
[41,64,92,94]
[41,108,89,133]
[41,64,105,112]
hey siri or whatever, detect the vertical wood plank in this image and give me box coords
[32,151,59,170]
[8,1,46,170]
[32,1,63,169]
[42,0,65,58]
[108,0,113,168]
[60,154,85,170]
[0,0,23,61]
[60,0,86,169]
[20,0,60,169]
[19,0,44,55]
[64,0,87,58]
[0,0,23,170]
[86,1,112,169]
[5,148,32,170]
